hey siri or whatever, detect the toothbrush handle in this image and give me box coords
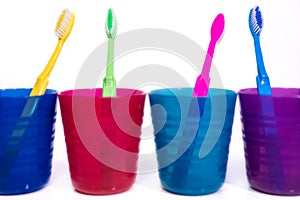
[193,75,210,97]
[193,40,216,97]
[260,95,284,190]
[6,97,39,155]
[256,75,272,95]
[30,79,49,96]
[254,37,282,189]
[30,40,64,96]
[254,37,272,95]
[254,37,267,76]
[106,38,115,78]
[102,38,116,97]
[201,40,216,79]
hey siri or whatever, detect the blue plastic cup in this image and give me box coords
[149,88,237,195]
[0,88,57,195]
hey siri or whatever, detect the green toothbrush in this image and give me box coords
[102,8,118,97]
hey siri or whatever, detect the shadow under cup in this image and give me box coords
[58,88,145,195]
[239,88,300,196]
[149,88,237,195]
[0,88,57,195]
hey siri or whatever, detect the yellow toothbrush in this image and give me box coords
[30,9,75,96]
[4,9,75,160]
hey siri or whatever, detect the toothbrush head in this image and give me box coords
[211,13,225,42]
[55,9,75,41]
[105,8,118,39]
[249,5,263,36]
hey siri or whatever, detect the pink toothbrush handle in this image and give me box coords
[193,74,210,96]
[193,74,210,97]
[193,13,224,97]
[193,41,215,97]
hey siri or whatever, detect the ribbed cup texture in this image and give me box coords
[0,89,57,195]
[59,88,145,195]
[239,88,300,196]
[149,88,237,195]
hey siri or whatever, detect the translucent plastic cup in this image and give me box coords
[239,88,300,196]
[0,88,57,195]
[149,88,237,195]
[59,88,145,195]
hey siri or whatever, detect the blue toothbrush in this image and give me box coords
[249,5,283,190]
[249,6,272,95]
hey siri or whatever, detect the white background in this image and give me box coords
[0,0,300,199]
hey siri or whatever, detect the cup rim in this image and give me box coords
[0,88,57,98]
[238,87,300,98]
[58,88,146,98]
[149,87,236,98]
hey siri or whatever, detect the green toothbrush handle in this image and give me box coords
[103,38,116,97]
[102,76,116,97]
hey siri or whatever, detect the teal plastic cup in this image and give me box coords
[149,88,237,195]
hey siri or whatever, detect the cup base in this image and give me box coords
[250,185,300,196]
[161,182,223,196]
[0,182,48,195]
[73,182,134,195]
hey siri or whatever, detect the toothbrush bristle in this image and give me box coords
[55,9,74,39]
[250,6,263,35]
[105,8,117,38]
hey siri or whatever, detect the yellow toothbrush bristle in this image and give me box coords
[55,9,74,40]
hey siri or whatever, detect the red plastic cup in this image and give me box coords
[58,88,145,195]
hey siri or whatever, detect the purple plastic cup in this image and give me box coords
[239,88,300,196]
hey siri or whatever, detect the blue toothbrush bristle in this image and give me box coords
[251,6,263,35]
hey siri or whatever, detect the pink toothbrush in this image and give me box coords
[193,14,225,97]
